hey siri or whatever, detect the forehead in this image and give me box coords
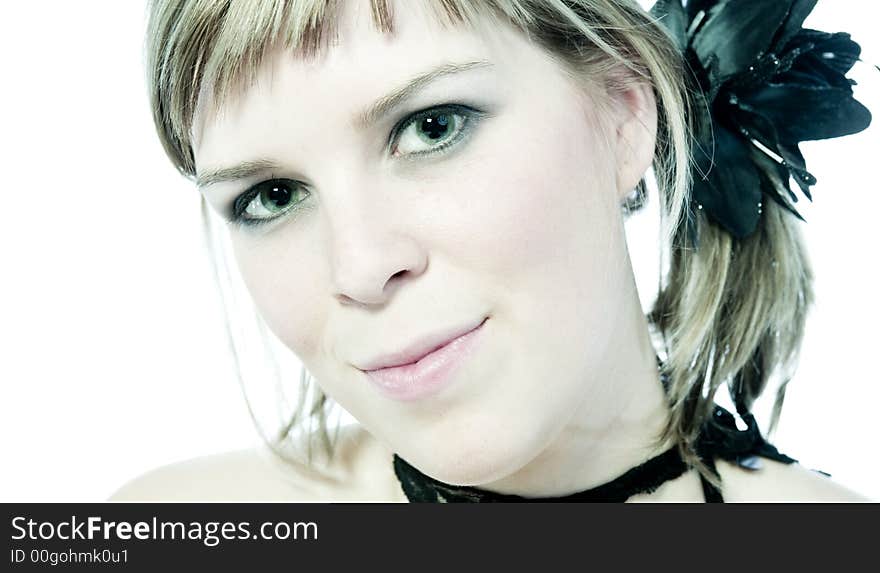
[190,0,550,155]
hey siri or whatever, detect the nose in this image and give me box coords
[325,191,428,307]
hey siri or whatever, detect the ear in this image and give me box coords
[612,82,658,201]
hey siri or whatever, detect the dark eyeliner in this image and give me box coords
[388,103,486,156]
[227,178,309,230]
[230,187,260,221]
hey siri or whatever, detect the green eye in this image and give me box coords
[416,112,456,144]
[393,105,481,157]
[232,179,309,226]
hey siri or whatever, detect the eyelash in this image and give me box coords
[228,178,308,231]
[388,103,484,159]
[227,103,486,230]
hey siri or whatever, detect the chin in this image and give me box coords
[401,422,545,488]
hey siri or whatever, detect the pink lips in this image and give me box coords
[358,317,487,402]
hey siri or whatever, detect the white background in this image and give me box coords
[1,1,877,502]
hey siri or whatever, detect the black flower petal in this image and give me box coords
[691,123,764,239]
[739,84,872,142]
[650,0,687,51]
[726,101,819,203]
[784,31,861,79]
[691,0,797,83]
[772,0,820,51]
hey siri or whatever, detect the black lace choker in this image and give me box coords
[392,403,798,502]
[393,445,689,503]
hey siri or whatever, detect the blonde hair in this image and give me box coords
[145,0,812,489]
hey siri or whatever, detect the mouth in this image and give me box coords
[356,316,488,372]
[358,317,488,402]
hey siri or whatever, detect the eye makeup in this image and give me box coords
[226,101,489,230]
[227,178,311,230]
[388,103,487,159]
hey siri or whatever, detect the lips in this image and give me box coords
[359,317,488,402]
[355,317,488,372]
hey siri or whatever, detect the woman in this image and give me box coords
[112,0,872,501]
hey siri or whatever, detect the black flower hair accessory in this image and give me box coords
[651,0,872,246]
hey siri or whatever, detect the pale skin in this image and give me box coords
[112,0,869,502]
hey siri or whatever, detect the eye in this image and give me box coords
[231,178,309,227]
[391,105,482,158]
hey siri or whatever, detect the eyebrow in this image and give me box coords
[196,59,494,190]
[196,158,282,189]
[355,59,493,129]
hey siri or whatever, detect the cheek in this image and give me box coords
[437,109,621,299]
[425,103,628,409]
[230,234,327,361]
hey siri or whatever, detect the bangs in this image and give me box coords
[147,0,530,175]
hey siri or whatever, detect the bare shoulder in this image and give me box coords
[108,446,311,501]
[715,457,872,502]
[108,425,402,502]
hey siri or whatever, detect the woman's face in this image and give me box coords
[194,0,654,486]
